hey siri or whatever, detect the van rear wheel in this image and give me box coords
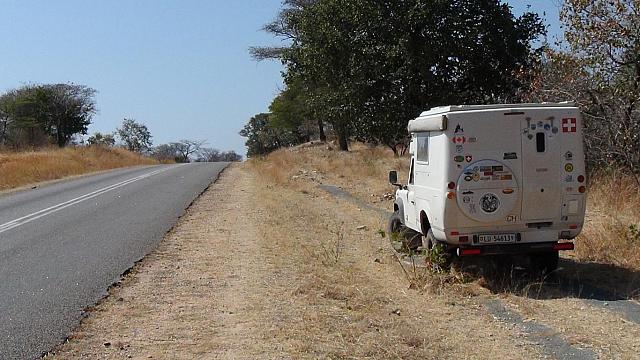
[388,211,421,252]
[424,229,453,270]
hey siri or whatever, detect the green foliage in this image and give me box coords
[268,80,321,144]
[425,243,449,272]
[117,118,153,153]
[87,132,116,147]
[250,0,546,155]
[239,113,299,157]
[629,224,640,243]
[0,84,97,148]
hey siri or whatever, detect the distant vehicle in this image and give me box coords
[388,103,587,272]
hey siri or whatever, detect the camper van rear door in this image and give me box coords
[520,117,562,221]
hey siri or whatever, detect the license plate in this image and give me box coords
[478,233,517,244]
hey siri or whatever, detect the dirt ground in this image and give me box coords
[45,163,640,359]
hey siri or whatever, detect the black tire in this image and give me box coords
[387,211,422,251]
[425,229,453,270]
[531,251,559,275]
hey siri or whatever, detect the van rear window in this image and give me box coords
[536,132,546,152]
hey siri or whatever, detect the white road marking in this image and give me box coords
[0,165,183,234]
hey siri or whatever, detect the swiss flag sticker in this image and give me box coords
[562,118,577,133]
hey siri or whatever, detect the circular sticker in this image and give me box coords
[480,193,500,213]
[565,163,574,172]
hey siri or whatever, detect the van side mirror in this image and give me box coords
[388,171,399,186]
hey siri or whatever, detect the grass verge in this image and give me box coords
[0,146,158,190]
[250,142,640,273]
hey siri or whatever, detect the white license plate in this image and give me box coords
[478,233,517,244]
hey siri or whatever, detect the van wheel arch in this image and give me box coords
[420,211,431,235]
[394,199,405,223]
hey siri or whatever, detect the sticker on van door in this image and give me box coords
[480,193,500,213]
[562,118,577,133]
[456,160,519,223]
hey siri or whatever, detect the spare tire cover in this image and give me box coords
[456,160,518,223]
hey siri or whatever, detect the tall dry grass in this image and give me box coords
[250,142,408,202]
[0,146,158,190]
[252,142,640,271]
[575,173,640,270]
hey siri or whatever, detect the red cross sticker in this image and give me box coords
[452,136,466,144]
[562,118,577,133]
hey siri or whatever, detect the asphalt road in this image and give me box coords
[0,163,228,359]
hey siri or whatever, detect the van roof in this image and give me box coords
[419,102,577,117]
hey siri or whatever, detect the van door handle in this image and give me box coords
[410,201,415,204]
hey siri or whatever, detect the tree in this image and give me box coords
[522,1,640,181]
[198,148,243,162]
[170,139,206,163]
[254,0,545,153]
[269,80,325,143]
[197,147,221,162]
[0,91,16,146]
[240,113,299,157]
[86,132,116,147]
[46,84,97,147]
[150,143,178,162]
[117,118,153,153]
[0,84,97,148]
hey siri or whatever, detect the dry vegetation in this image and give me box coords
[48,164,543,360]
[251,142,408,206]
[575,173,640,270]
[252,142,640,273]
[0,146,158,191]
[47,144,640,359]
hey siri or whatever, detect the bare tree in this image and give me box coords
[171,139,206,163]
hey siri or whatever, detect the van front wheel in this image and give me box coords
[388,211,421,251]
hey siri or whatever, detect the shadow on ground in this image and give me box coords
[459,256,640,301]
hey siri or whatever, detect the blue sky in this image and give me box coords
[0,0,563,155]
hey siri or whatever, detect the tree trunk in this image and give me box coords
[318,119,326,142]
[387,142,399,157]
[337,128,349,151]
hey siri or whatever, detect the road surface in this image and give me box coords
[0,163,227,359]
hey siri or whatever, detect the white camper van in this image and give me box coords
[388,103,586,271]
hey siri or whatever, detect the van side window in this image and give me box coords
[416,133,429,163]
[409,158,415,185]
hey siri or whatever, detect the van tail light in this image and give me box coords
[450,231,459,236]
[554,242,574,251]
[578,186,586,193]
[448,182,456,190]
[578,175,585,183]
[446,191,455,199]
[569,224,578,229]
[458,248,481,256]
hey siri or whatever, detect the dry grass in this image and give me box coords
[47,147,639,359]
[0,146,158,190]
[250,142,408,207]
[575,173,640,270]
[48,164,542,359]
[251,142,640,273]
